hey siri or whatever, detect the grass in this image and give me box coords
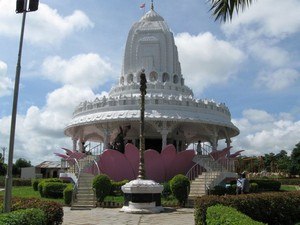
[280,185,298,192]
[0,186,64,204]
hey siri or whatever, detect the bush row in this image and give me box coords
[0,208,46,225]
[276,178,300,185]
[194,191,300,225]
[206,204,265,225]
[210,183,258,195]
[229,179,281,191]
[0,196,63,225]
[0,178,32,187]
[63,183,73,205]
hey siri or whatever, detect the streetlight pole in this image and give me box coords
[4,0,38,213]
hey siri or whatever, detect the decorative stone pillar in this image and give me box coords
[225,138,231,148]
[72,137,78,151]
[103,129,111,150]
[160,130,168,149]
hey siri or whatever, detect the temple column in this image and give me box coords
[225,138,231,148]
[160,130,169,149]
[103,129,111,150]
[72,137,78,151]
[210,134,218,151]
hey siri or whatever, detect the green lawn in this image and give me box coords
[280,185,298,192]
[0,186,64,204]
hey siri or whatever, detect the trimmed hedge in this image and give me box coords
[211,183,258,195]
[0,196,63,225]
[93,174,112,202]
[63,183,73,205]
[38,178,63,197]
[170,174,190,206]
[206,204,265,225]
[0,178,32,187]
[250,179,281,191]
[110,180,128,196]
[230,179,281,192]
[194,191,300,225]
[32,179,41,191]
[276,178,300,185]
[43,182,68,198]
[0,208,46,225]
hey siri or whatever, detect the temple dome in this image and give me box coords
[110,7,189,98]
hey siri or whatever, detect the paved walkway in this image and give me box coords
[62,207,194,225]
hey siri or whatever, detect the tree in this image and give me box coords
[275,150,291,175]
[290,142,300,176]
[13,158,32,176]
[209,0,254,22]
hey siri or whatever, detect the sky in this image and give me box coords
[0,0,300,165]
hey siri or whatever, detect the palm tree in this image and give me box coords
[209,0,254,22]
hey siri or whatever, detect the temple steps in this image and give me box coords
[71,173,96,210]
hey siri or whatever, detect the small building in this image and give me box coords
[21,161,62,179]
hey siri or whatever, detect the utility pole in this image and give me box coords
[4,0,39,213]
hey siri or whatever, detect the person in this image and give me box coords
[236,173,243,194]
[241,172,250,194]
[196,140,202,155]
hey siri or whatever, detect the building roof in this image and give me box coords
[36,161,61,169]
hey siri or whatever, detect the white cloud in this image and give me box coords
[232,109,300,156]
[0,84,102,165]
[248,41,290,68]
[175,32,245,94]
[255,68,300,91]
[222,0,300,39]
[0,0,93,45]
[0,60,13,97]
[42,53,114,88]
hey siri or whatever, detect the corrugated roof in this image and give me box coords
[35,161,61,168]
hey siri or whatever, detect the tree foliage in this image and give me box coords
[209,0,254,22]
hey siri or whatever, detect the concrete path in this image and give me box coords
[62,207,194,225]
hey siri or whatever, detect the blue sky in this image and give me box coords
[0,0,300,165]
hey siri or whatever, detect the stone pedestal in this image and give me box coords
[120,179,164,214]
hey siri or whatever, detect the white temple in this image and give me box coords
[64,4,239,153]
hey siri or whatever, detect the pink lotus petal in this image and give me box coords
[167,149,195,180]
[145,149,165,182]
[124,144,139,178]
[161,145,177,180]
[98,150,135,181]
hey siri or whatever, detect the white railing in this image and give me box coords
[187,154,236,195]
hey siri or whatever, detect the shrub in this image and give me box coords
[43,182,68,198]
[38,178,63,197]
[250,179,281,191]
[162,181,171,197]
[194,191,300,225]
[93,174,112,202]
[211,183,258,196]
[210,185,226,196]
[32,179,41,191]
[0,208,46,225]
[0,196,63,225]
[110,180,128,196]
[278,178,300,185]
[206,204,265,225]
[64,183,73,205]
[170,174,190,206]
[12,178,32,186]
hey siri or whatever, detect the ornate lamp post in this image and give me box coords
[138,70,147,179]
[4,0,39,213]
[121,70,163,214]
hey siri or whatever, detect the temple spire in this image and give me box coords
[151,0,154,10]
